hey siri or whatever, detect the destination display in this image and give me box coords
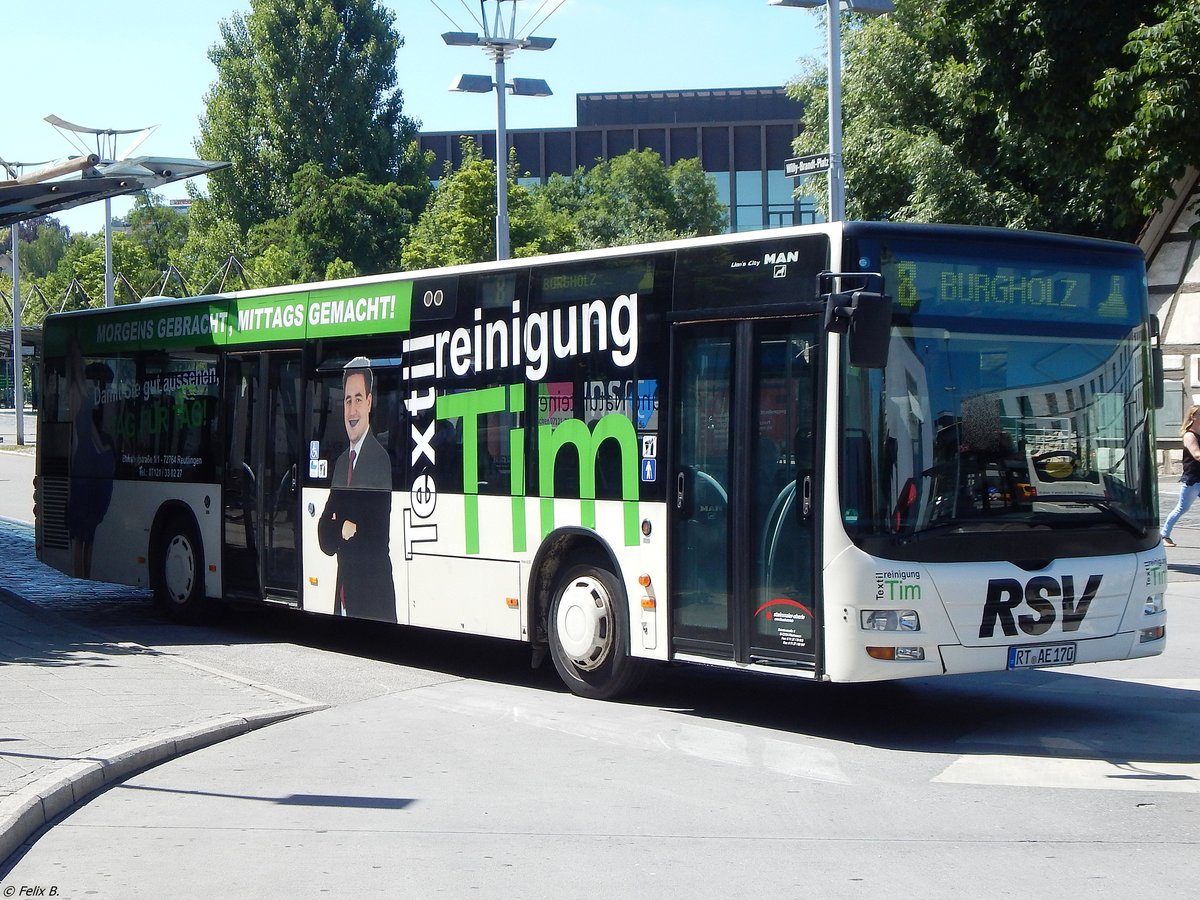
[879,246,1142,327]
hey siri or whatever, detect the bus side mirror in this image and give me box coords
[819,272,892,369]
[1152,348,1165,409]
[840,291,893,369]
[1151,314,1165,409]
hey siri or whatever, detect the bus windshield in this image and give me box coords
[842,233,1157,558]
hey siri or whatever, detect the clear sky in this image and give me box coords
[5,0,822,235]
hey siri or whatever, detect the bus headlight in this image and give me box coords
[1140,594,1166,642]
[861,609,920,632]
[866,646,925,661]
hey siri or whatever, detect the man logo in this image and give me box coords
[764,251,800,265]
[978,575,1102,638]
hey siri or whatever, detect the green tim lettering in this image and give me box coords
[509,384,526,552]
[538,412,639,546]
[437,386,507,555]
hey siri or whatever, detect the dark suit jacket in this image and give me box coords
[317,431,397,622]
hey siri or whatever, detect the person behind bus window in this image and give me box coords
[65,336,115,579]
[1162,403,1200,548]
[317,357,397,621]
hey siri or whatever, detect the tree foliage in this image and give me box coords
[285,162,425,278]
[403,142,727,269]
[401,139,543,269]
[566,151,727,249]
[191,0,430,274]
[171,197,248,294]
[126,193,189,285]
[788,0,1177,239]
[1093,0,1200,221]
[6,218,71,280]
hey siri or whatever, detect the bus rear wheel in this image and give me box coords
[153,516,207,623]
[548,562,646,700]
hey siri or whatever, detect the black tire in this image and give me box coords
[153,515,208,623]
[548,562,647,700]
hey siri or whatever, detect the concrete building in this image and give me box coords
[418,86,820,233]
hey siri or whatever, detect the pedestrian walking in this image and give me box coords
[1162,403,1200,548]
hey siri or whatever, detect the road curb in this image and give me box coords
[0,704,324,866]
[0,572,329,868]
[0,581,81,627]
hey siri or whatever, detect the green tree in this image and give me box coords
[403,143,726,269]
[171,197,249,293]
[402,139,542,269]
[1093,0,1200,227]
[570,151,726,249]
[2,225,62,328]
[192,0,429,269]
[788,0,1164,238]
[34,233,154,314]
[126,193,189,286]
[5,218,71,279]
[245,241,306,289]
[285,162,425,277]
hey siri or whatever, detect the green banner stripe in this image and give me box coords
[70,281,415,353]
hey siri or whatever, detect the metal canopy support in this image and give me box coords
[10,224,23,444]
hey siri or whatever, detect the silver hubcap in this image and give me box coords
[163,534,195,603]
[555,575,613,671]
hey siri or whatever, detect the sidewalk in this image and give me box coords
[0,519,326,866]
[0,409,37,448]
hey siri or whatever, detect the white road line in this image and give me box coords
[933,755,1200,793]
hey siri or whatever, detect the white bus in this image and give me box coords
[34,222,1168,698]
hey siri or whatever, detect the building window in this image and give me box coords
[735,170,764,232]
[711,172,732,234]
[766,170,794,228]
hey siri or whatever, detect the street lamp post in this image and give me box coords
[770,0,894,222]
[443,0,554,261]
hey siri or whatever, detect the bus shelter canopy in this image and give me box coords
[0,156,229,227]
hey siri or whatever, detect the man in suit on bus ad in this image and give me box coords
[317,357,397,622]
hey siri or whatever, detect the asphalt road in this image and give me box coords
[1,448,1198,896]
[3,641,1199,897]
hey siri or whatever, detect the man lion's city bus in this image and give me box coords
[34,222,1168,699]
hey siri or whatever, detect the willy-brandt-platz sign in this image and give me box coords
[784,154,832,177]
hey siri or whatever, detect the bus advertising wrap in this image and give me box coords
[70,280,416,353]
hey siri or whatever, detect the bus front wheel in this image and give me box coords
[153,516,207,622]
[548,562,646,700]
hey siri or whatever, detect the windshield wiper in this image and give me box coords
[1031,495,1147,537]
[899,517,1050,538]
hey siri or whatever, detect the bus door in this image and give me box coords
[671,318,821,669]
[222,351,304,603]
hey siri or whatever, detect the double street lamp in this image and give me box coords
[443,1,554,261]
[770,0,894,222]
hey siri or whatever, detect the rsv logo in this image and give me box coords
[978,575,1102,638]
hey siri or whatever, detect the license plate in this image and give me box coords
[1008,642,1077,669]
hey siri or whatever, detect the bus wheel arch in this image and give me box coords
[532,530,647,700]
[149,504,209,622]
